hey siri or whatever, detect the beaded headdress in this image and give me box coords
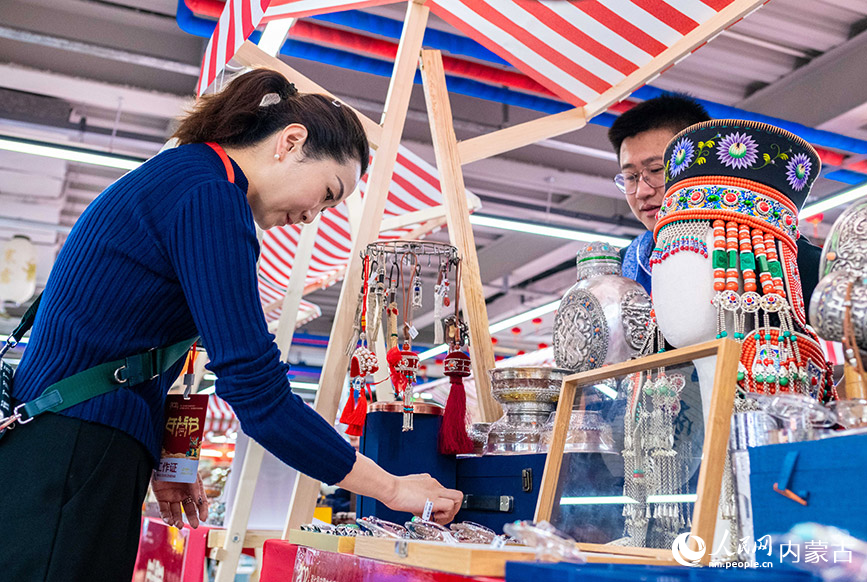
[654,119,833,400]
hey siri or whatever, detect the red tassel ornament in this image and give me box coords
[438,349,474,454]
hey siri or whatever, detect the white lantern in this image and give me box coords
[0,235,37,304]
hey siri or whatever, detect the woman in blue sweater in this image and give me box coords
[0,69,462,581]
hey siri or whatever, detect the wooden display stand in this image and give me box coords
[205,0,767,578]
[534,339,742,565]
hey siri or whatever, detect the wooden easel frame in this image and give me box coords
[533,338,742,565]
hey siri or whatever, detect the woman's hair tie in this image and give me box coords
[259,93,282,107]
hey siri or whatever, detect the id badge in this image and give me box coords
[153,394,209,483]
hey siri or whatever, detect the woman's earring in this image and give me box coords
[274,154,280,160]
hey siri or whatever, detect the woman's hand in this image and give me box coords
[337,453,463,525]
[381,473,463,525]
[151,473,210,529]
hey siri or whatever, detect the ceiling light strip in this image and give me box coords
[0,135,145,170]
[469,214,633,247]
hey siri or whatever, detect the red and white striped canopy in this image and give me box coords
[427,0,738,108]
[256,143,466,317]
[258,279,322,324]
[199,0,743,106]
[206,394,238,435]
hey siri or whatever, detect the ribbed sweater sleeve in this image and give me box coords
[166,181,356,486]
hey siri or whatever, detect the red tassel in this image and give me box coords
[339,387,357,425]
[347,385,368,427]
[438,350,473,455]
[386,346,407,396]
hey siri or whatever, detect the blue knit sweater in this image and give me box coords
[13,143,356,485]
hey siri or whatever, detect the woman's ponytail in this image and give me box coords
[174,69,368,175]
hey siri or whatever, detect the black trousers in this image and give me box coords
[0,413,152,581]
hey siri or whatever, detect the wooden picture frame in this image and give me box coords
[534,338,742,565]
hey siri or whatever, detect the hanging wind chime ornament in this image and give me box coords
[438,260,473,454]
[386,252,421,431]
[341,256,379,436]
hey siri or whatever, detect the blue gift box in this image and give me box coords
[505,561,818,582]
[748,433,867,543]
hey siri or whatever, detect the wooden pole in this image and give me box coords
[420,49,501,423]
[458,108,586,166]
[282,0,431,533]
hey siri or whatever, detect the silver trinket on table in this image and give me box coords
[485,367,568,455]
[554,242,651,372]
[811,198,867,351]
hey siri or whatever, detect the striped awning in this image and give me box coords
[426,0,740,108]
[258,279,323,324]
[206,394,238,435]
[199,0,750,106]
[256,143,465,314]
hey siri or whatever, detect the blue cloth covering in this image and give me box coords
[12,143,356,485]
[619,231,654,295]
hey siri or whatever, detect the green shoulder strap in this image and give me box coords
[17,336,198,423]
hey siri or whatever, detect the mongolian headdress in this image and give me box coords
[654,119,834,401]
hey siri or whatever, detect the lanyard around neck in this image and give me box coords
[206,142,235,184]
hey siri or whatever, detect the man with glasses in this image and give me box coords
[608,95,821,317]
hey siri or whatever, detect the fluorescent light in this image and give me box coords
[258,19,295,56]
[594,383,618,399]
[561,495,636,505]
[200,449,223,458]
[470,214,632,248]
[198,386,215,395]
[291,381,319,392]
[203,373,217,382]
[489,300,561,334]
[559,493,697,506]
[0,135,145,170]
[800,186,867,219]
[647,494,697,503]
[413,392,434,400]
[418,299,561,362]
[417,344,449,361]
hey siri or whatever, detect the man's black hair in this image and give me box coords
[608,94,711,160]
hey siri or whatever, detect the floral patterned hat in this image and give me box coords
[656,119,820,248]
[652,120,833,401]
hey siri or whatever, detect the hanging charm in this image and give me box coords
[342,256,379,436]
[387,342,419,431]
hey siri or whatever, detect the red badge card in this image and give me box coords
[154,394,208,483]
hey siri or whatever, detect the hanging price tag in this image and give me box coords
[408,325,419,340]
[422,499,434,521]
[154,394,209,483]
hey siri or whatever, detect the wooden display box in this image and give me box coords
[353,536,536,577]
[287,529,356,554]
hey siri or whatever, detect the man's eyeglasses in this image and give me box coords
[614,164,665,195]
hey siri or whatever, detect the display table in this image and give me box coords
[134,517,275,582]
[259,541,505,582]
